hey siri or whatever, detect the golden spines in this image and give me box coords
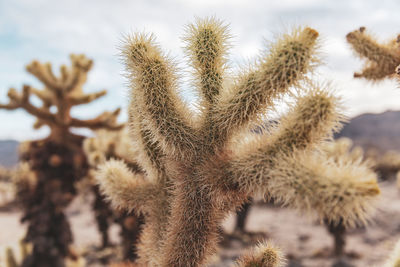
[123,33,199,161]
[183,17,230,104]
[267,150,380,227]
[235,241,285,267]
[226,89,342,194]
[262,88,341,157]
[346,27,400,81]
[209,27,320,149]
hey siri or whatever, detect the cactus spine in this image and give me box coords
[97,18,380,266]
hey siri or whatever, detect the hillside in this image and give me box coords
[0,140,19,167]
[336,110,400,153]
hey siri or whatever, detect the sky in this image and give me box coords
[0,0,400,140]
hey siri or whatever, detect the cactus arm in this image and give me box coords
[273,151,379,226]
[95,159,159,214]
[207,27,320,149]
[354,63,393,80]
[123,34,199,161]
[128,106,167,182]
[26,61,62,91]
[221,89,341,193]
[0,85,56,122]
[346,27,399,64]
[183,17,229,105]
[346,27,400,80]
[30,87,53,106]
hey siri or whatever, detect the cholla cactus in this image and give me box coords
[97,18,380,266]
[0,54,122,267]
[0,54,121,142]
[83,129,143,260]
[346,27,400,81]
[321,137,368,257]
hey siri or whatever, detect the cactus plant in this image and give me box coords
[346,27,400,81]
[0,54,122,267]
[321,137,368,258]
[96,17,380,266]
[83,129,144,261]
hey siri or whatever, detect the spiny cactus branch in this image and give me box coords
[346,27,400,81]
[97,18,380,267]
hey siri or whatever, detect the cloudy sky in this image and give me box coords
[1,0,399,140]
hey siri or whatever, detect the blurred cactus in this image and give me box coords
[0,54,122,267]
[322,137,369,258]
[371,150,400,180]
[83,129,144,261]
[96,17,380,266]
[346,27,400,81]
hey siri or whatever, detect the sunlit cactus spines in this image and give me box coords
[96,17,380,266]
[346,27,400,81]
[0,54,123,267]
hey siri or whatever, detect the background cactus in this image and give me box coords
[321,137,369,258]
[0,54,122,267]
[346,27,400,81]
[83,129,144,261]
[96,17,381,267]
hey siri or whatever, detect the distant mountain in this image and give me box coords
[336,110,400,153]
[0,110,399,167]
[0,140,19,167]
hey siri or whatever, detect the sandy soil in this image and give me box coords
[1,180,400,267]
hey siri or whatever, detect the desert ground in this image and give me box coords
[1,178,399,267]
